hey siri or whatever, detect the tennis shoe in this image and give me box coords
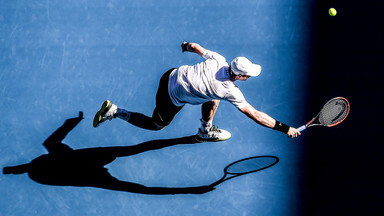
[93,100,117,128]
[195,125,231,142]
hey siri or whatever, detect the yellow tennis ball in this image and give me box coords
[329,8,337,16]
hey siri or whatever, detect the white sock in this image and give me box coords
[200,118,212,132]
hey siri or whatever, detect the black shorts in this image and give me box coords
[152,68,184,126]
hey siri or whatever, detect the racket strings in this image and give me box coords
[319,99,349,126]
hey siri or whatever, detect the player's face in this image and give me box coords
[237,75,250,81]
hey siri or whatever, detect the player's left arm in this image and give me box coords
[239,104,300,138]
[181,42,206,57]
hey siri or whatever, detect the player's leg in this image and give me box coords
[114,108,164,130]
[196,100,231,142]
[93,99,160,129]
[93,69,178,130]
[201,99,220,123]
[150,68,184,128]
[122,68,182,130]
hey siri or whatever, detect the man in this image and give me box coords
[93,42,301,141]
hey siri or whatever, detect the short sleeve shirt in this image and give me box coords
[168,50,249,109]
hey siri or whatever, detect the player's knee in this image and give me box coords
[153,122,166,131]
[152,111,171,130]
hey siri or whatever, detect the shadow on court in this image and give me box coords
[2,112,214,195]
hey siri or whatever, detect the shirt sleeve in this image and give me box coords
[202,50,227,64]
[224,85,249,109]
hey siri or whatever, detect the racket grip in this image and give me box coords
[297,125,307,132]
[209,180,222,187]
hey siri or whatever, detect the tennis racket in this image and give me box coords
[297,97,350,132]
[210,156,279,187]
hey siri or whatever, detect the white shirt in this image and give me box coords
[168,50,249,109]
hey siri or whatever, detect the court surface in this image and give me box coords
[2,0,381,215]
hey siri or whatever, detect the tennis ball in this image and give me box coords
[329,8,337,16]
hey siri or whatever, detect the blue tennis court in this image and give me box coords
[1,0,382,215]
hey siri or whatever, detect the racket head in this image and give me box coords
[224,156,279,175]
[319,97,350,127]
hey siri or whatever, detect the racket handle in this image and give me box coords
[209,179,223,187]
[297,125,307,132]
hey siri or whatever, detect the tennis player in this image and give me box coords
[93,42,301,140]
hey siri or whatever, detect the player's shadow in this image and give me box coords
[2,112,214,195]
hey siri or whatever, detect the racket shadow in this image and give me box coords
[2,112,214,195]
[210,155,280,187]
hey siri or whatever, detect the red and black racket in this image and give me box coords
[298,97,350,132]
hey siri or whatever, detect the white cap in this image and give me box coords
[230,57,261,77]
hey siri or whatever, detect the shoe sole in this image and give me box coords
[93,100,112,128]
[195,130,232,143]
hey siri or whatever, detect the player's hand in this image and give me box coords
[181,41,190,52]
[287,127,301,138]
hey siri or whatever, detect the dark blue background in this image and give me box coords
[304,0,383,215]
